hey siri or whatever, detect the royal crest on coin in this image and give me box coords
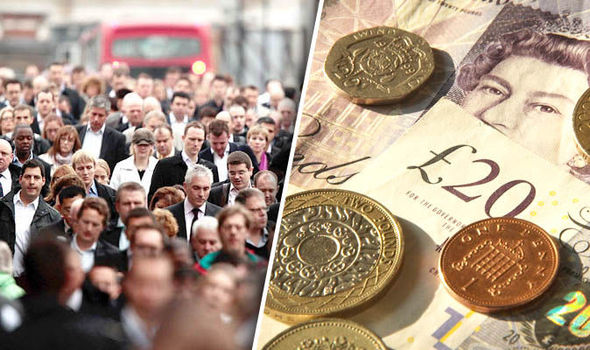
[325,26,434,104]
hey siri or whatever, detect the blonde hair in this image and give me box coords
[247,124,269,143]
[71,149,96,168]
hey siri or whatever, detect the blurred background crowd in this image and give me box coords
[0,1,319,349]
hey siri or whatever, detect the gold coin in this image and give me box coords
[324,26,435,105]
[262,318,387,350]
[573,87,590,162]
[439,218,559,313]
[265,189,404,323]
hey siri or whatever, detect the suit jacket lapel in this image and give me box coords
[99,128,109,159]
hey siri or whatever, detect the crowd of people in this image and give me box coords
[0,62,297,349]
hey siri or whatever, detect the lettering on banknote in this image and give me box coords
[292,153,371,185]
[407,145,536,218]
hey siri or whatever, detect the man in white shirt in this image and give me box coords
[70,197,119,272]
[121,255,174,349]
[0,159,60,276]
[208,151,253,207]
[198,119,239,182]
[35,89,55,131]
[0,139,14,197]
[168,91,191,151]
[77,95,128,172]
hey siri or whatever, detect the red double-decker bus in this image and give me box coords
[80,22,213,78]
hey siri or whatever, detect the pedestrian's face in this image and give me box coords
[245,195,267,230]
[132,228,164,257]
[228,163,252,190]
[184,175,211,208]
[136,78,153,98]
[77,208,105,244]
[462,55,588,164]
[74,160,95,188]
[182,127,205,158]
[37,91,54,117]
[44,121,60,143]
[261,122,276,142]
[231,109,246,132]
[49,64,63,85]
[144,117,163,132]
[211,80,227,100]
[125,101,143,126]
[200,270,235,312]
[58,132,75,155]
[59,195,84,227]
[116,190,146,221]
[192,227,222,259]
[19,166,44,200]
[155,129,174,157]
[171,96,189,117]
[247,133,267,154]
[219,213,247,255]
[14,128,33,155]
[243,88,258,108]
[14,109,32,126]
[256,176,278,206]
[124,258,173,319]
[0,142,12,173]
[88,107,107,132]
[1,110,14,134]
[5,83,21,107]
[94,167,109,185]
[209,132,229,158]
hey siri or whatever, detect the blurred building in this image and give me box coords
[0,0,318,88]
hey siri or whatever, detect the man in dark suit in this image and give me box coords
[208,151,253,208]
[10,125,52,196]
[38,185,86,240]
[0,160,61,276]
[165,164,221,241]
[101,182,147,249]
[70,197,121,272]
[76,95,128,172]
[148,121,218,202]
[198,119,239,183]
[48,62,86,121]
[72,150,118,228]
[12,105,51,156]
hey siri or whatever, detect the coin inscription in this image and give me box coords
[262,318,387,350]
[439,218,559,313]
[324,26,435,104]
[266,189,404,323]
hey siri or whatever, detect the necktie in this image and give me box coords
[190,208,201,241]
[0,174,4,197]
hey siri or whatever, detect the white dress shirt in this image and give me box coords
[212,144,230,182]
[228,182,250,206]
[81,124,106,160]
[183,199,206,241]
[13,192,39,276]
[0,168,12,196]
[71,234,97,272]
[110,156,158,194]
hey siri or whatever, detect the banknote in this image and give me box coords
[257,99,590,349]
[292,0,590,190]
